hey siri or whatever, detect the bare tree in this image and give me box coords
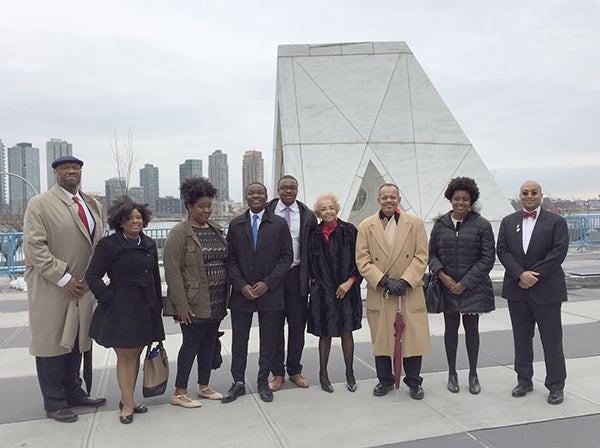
[111,127,136,196]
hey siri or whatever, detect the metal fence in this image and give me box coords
[0,233,25,278]
[2,217,599,277]
[0,228,172,279]
[565,214,600,251]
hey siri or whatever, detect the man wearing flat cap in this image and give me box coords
[23,155,106,422]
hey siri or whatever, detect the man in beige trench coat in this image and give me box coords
[356,184,431,399]
[23,156,106,422]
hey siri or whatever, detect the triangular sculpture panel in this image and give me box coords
[273,41,513,232]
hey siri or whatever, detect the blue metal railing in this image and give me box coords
[0,233,25,278]
[0,229,172,279]
[2,217,599,277]
[564,215,600,251]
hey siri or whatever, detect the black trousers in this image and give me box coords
[230,309,284,386]
[175,320,220,389]
[508,298,566,392]
[273,266,308,376]
[375,355,423,388]
[35,345,88,412]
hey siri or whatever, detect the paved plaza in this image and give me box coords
[1,249,599,447]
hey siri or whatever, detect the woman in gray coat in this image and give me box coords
[429,177,495,395]
[163,177,228,408]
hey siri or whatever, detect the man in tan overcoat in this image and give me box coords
[356,184,431,399]
[23,155,106,422]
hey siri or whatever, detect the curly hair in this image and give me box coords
[313,192,341,218]
[444,177,480,203]
[180,177,217,208]
[106,197,152,230]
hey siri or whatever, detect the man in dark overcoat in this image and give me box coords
[267,175,317,391]
[222,182,293,403]
[497,180,569,405]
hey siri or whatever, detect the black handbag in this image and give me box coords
[423,272,445,314]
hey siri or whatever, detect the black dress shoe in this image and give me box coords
[119,413,134,424]
[119,402,148,413]
[346,370,357,392]
[547,390,564,405]
[511,383,533,397]
[46,408,78,423]
[447,373,459,393]
[410,385,425,400]
[320,380,334,393]
[468,376,481,395]
[258,384,274,402]
[373,383,394,397]
[221,383,246,404]
[68,396,107,408]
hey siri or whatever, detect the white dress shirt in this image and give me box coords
[522,206,541,253]
[275,200,300,267]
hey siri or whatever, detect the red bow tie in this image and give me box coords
[522,210,537,219]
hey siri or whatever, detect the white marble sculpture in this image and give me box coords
[273,41,513,232]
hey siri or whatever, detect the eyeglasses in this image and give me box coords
[279,186,297,191]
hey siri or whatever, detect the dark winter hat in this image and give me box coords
[51,155,84,169]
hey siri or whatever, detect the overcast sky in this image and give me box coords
[1,0,598,201]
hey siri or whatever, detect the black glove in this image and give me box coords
[379,276,409,297]
[379,275,392,290]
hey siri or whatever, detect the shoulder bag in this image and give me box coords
[142,341,169,397]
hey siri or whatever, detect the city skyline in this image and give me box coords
[1,137,598,211]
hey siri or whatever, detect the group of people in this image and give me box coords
[23,154,570,425]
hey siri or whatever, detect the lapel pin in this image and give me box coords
[516,224,521,233]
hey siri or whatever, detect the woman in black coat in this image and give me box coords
[429,177,495,395]
[307,193,362,393]
[86,197,165,424]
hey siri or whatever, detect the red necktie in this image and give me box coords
[73,197,91,234]
[522,210,537,219]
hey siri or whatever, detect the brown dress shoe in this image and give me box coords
[289,374,309,388]
[269,376,285,391]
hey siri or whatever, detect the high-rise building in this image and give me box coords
[208,150,229,201]
[179,159,203,184]
[242,150,263,192]
[127,186,145,204]
[0,139,6,210]
[178,159,203,212]
[157,196,183,214]
[46,138,72,190]
[139,163,159,211]
[7,142,40,213]
[104,177,127,207]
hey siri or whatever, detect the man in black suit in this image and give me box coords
[222,182,293,403]
[267,175,317,391]
[497,180,569,405]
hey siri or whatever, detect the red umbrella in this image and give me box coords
[393,295,405,390]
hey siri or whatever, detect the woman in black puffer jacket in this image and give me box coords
[429,177,495,396]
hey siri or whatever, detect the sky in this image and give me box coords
[1,0,598,202]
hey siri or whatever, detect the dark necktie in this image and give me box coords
[522,210,537,219]
[252,214,259,249]
[284,206,291,228]
[73,196,91,235]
